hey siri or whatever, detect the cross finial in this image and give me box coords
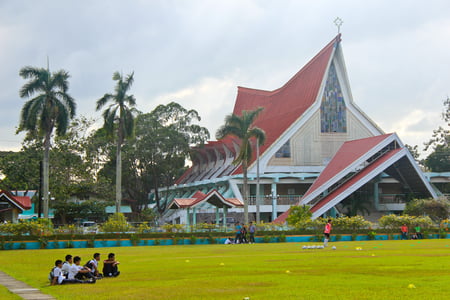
[334,17,343,33]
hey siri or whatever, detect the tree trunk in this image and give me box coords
[43,132,51,218]
[116,140,122,214]
[242,160,249,225]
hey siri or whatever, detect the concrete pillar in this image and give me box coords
[215,207,220,225]
[374,180,380,210]
[271,183,277,221]
[192,207,197,226]
[186,207,191,232]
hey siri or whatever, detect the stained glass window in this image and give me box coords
[275,140,291,158]
[320,62,347,133]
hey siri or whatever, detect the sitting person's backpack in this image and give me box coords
[48,267,56,282]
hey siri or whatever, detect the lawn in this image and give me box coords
[0,239,449,299]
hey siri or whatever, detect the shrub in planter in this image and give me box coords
[130,234,141,246]
[262,236,271,243]
[278,234,286,243]
[335,234,342,241]
[190,236,197,245]
[367,231,377,240]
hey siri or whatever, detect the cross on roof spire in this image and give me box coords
[334,17,343,33]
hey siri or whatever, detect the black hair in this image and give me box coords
[65,254,72,261]
[73,256,81,263]
[94,253,100,259]
[108,253,115,259]
[55,259,62,266]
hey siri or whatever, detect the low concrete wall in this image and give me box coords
[0,233,447,250]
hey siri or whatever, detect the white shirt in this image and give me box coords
[53,266,65,284]
[88,259,98,272]
[61,261,71,275]
[67,264,83,280]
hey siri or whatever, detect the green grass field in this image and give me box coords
[0,239,449,299]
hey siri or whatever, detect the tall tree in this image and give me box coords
[424,97,450,172]
[216,107,266,224]
[123,102,210,214]
[18,66,76,218]
[96,71,137,213]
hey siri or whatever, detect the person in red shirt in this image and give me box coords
[323,219,332,247]
[401,224,409,240]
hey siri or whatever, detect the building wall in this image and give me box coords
[268,109,375,167]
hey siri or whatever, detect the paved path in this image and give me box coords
[0,270,55,300]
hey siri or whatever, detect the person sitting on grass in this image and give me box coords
[69,256,95,282]
[85,252,102,279]
[61,254,72,278]
[103,252,120,277]
[50,260,95,285]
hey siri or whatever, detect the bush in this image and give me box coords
[100,213,131,233]
[367,231,376,240]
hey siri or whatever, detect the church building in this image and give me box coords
[161,34,440,225]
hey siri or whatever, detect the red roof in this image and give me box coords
[0,190,32,211]
[231,35,340,174]
[168,189,243,209]
[177,35,341,183]
[310,147,403,213]
[302,133,393,199]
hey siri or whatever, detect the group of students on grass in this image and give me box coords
[227,222,256,244]
[49,252,120,285]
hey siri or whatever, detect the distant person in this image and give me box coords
[401,224,409,240]
[248,222,256,244]
[103,253,120,277]
[414,225,422,239]
[85,253,102,278]
[224,237,234,244]
[241,223,248,243]
[234,223,242,244]
[323,219,332,247]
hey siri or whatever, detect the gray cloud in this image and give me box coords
[1,0,449,156]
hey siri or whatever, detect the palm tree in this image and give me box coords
[96,71,136,213]
[216,107,266,224]
[18,66,76,218]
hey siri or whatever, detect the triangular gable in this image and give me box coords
[168,189,243,209]
[231,35,340,175]
[0,190,31,211]
[302,133,394,201]
[300,133,437,218]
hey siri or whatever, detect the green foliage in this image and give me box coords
[189,236,197,245]
[367,231,377,240]
[286,205,312,228]
[278,233,286,243]
[404,197,450,222]
[130,234,141,246]
[100,213,131,233]
[378,214,434,231]
[126,102,210,214]
[0,219,54,236]
[423,96,449,171]
[136,222,151,234]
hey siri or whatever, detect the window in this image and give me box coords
[320,62,347,133]
[275,140,291,158]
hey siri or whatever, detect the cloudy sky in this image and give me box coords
[1,0,449,157]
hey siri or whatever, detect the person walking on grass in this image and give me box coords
[323,219,332,247]
[249,221,256,244]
